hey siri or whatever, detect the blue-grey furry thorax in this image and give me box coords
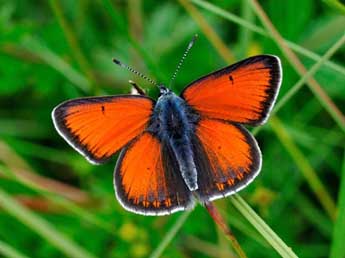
[148,87,199,191]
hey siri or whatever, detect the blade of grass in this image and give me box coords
[252,32,345,136]
[100,0,167,83]
[0,141,118,236]
[0,188,97,258]
[6,138,74,165]
[149,210,192,258]
[238,1,254,57]
[21,37,90,92]
[296,194,333,238]
[0,164,116,235]
[249,0,345,133]
[323,0,345,15]
[190,0,345,77]
[0,239,30,258]
[270,116,336,220]
[272,32,345,115]
[48,0,97,93]
[330,150,345,258]
[0,140,90,204]
[178,0,235,63]
[230,195,298,258]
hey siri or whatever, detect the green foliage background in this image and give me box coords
[0,1,344,257]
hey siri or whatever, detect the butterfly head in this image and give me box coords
[159,84,171,96]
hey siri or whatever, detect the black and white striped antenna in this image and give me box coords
[112,58,158,87]
[169,34,198,88]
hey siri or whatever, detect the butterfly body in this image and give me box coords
[150,87,199,191]
[52,55,282,215]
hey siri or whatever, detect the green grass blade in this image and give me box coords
[191,0,345,77]
[323,0,345,15]
[272,33,345,115]
[0,240,30,258]
[330,150,345,258]
[238,1,254,57]
[0,164,116,236]
[230,195,298,258]
[100,0,167,82]
[21,37,91,92]
[149,210,192,258]
[0,189,97,258]
[270,116,336,220]
[48,0,96,92]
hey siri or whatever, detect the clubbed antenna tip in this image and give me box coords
[112,58,121,65]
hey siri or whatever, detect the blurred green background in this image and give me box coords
[0,1,345,258]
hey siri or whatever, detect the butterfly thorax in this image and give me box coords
[149,88,199,191]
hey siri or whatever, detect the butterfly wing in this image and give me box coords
[181,55,282,125]
[114,132,193,215]
[52,95,154,164]
[192,118,261,202]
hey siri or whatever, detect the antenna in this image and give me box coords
[169,34,198,88]
[112,58,158,87]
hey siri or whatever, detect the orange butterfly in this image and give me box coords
[52,37,282,215]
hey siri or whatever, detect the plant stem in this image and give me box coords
[205,202,248,258]
[249,0,345,133]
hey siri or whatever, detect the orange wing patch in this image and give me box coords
[182,55,281,125]
[114,132,193,215]
[52,95,154,164]
[193,119,261,201]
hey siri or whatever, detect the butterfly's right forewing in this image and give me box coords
[181,55,282,126]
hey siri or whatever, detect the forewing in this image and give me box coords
[181,55,282,125]
[114,132,193,215]
[52,95,154,164]
[193,118,261,202]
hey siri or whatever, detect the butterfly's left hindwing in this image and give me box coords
[114,132,194,215]
[192,118,261,201]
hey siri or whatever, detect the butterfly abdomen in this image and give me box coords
[151,90,199,191]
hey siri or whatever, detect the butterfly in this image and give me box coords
[52,38,282,216]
